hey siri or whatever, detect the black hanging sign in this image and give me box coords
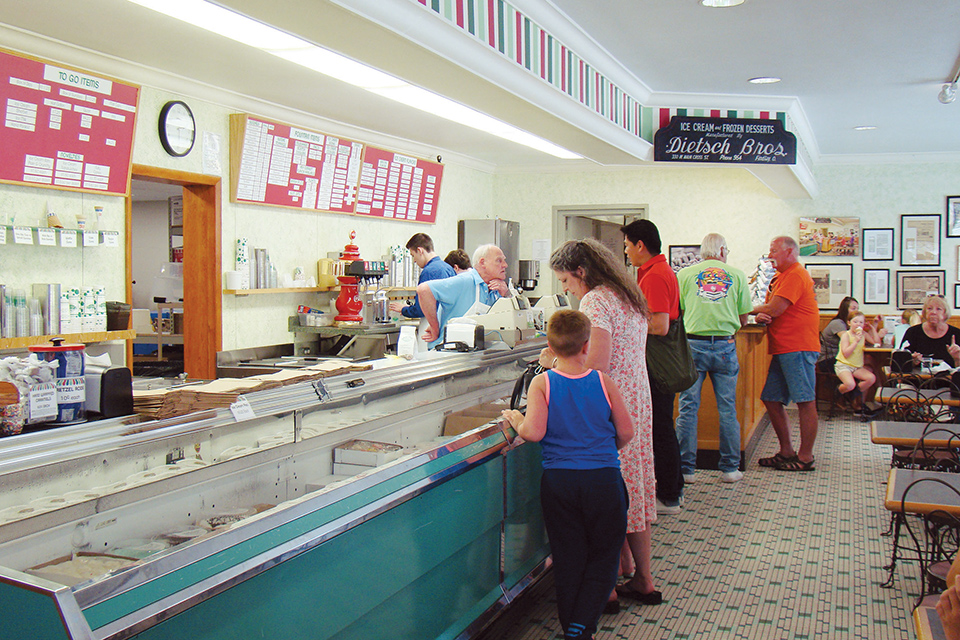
[654,116,796,165]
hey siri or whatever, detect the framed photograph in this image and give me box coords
[955,283,960,310]
[861,228,894,261]
[668,244,702,273]
[798,217,860,257]
[896,270,945,309]
[806,263,853,310]
[900,214,941,266]
[862,268,889,305]
[946,196,960,238]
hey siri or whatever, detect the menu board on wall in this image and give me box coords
[0,47,139,196]
[355,147,442,224]
[230,114,364,213]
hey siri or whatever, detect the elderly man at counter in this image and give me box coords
[752,236,820,473]
[418,244,510,348]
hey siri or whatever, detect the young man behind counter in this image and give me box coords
[389,233,456,319]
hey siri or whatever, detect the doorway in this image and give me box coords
[127,165,221,379]
[549,205,647,296]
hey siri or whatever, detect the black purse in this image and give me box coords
[645,316,698,394]
[510,360,544,410]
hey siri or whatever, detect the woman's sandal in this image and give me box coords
[757,452,797,468]
[775,457,816,472]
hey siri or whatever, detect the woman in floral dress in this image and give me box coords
[546,239,660,606]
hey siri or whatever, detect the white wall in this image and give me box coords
[130,200,172,310]
[495,161,960,315]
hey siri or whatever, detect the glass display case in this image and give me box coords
[0,343,549,640]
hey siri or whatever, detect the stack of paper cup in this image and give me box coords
[236,237,250,290]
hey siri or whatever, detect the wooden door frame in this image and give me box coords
[127,165,221,379]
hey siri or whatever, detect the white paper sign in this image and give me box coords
[29,383,58,422]
[230,395,256,422]
[83,231,99,247]
[56,377,86,403]
[101,231,119,247]
[13,227,33,244]
[0,227,6,244]
[37,228,57,246]
[60,229,78,247]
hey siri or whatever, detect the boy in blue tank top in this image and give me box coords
[502,310,634,640]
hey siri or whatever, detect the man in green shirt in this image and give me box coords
[675,233,752,484]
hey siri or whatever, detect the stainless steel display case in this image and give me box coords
[0,344,549,640]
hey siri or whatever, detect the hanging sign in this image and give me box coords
[0,47,140,196]
[654,116,796,165]
[354,147,443,224]
[230,114,364,213]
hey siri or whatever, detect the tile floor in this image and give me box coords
[480,409,922,640]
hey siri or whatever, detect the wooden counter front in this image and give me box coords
[676,325,770,470]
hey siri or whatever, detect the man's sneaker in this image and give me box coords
[656,498,681,515]
[682,473,695,484]
[720,470,744,483]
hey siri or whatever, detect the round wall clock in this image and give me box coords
[158,100,196,157]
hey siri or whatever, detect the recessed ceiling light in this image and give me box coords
[700,0,745,6]
[853,126,877,131]
[748,77,781,84]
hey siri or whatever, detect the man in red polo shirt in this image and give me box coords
[752,236,820,472]
[622,219,684,513]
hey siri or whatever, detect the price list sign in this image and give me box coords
[355,147,443,224]
[231,114,363,213]
[0,48,139,196]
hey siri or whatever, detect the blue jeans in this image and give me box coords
[676,337,741,474]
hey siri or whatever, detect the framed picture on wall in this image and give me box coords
[896,270,945,309]
[798,217,860,257]
[900,214,941,266]
[861,228,894,261]
[955,283,960,310]
[946,196,960,238]
[806,263,852,310]
[863,268,889,305]
[668,245,702,273]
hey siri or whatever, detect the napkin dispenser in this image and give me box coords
[441,320,484,351]
[85,364,133,418]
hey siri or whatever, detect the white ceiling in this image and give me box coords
[1,0,958,174]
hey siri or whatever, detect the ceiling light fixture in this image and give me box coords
[125,0,581,159]
[748,76,781,85]
[700,0,745,7]
[853,126,877,131]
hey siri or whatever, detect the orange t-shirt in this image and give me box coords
[766,262,820,355]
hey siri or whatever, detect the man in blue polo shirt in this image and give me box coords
[389,233,456,318]
[418,244,510,347]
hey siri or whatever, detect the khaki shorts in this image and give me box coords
[834,361,859,375]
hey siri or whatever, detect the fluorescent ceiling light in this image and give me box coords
[126,0,581,159]
[748,76,781,84]
[700,0,745,6]
[853,125,877,131]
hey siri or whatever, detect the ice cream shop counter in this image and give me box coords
[0,342,548,640]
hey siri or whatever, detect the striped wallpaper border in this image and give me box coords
[413,0,808,164]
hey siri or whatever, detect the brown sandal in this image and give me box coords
[758,452,797,468]
[775,457,816,472]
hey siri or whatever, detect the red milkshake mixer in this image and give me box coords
[335,231,364,322]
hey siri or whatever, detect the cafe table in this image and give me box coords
[871,421,960,448]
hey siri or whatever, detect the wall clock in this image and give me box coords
[158,100,196,157]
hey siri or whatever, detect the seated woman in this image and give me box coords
[902,295,960,367]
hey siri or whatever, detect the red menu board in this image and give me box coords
[231,114,364,213]
[0,48,139,196]
[355,147,443,223]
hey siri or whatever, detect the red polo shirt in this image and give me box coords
[637,254,680,320]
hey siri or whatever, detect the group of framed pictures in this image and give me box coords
[802,197,960,310]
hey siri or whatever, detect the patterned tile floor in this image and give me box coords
[480,410,921,640]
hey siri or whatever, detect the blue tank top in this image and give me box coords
[541,369,621,470]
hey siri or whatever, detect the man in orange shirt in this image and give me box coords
[752,236,820,472]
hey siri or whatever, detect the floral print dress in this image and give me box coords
[580,285,656,530]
